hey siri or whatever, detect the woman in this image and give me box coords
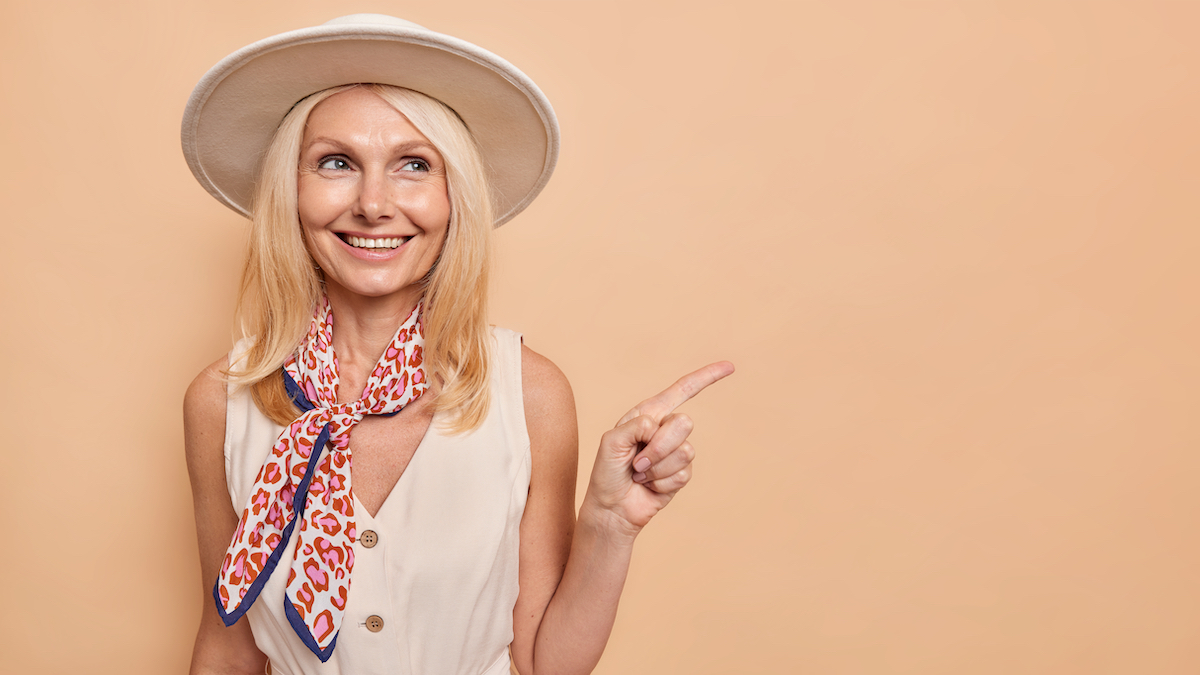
[183,15,732,675]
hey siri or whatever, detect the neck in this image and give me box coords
[323,282,423,399]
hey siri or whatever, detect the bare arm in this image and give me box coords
[511,346,734,675]
[184,357,269,675]
[511,346,580,673]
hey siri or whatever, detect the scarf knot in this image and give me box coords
[214,297,426,661]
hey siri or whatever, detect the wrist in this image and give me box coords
[578,491,642,547]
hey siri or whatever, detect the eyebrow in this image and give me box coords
[303,137,438,155]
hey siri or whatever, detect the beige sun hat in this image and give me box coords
[181,13,559,227]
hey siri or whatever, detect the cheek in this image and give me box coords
[428,228,449,264]
[297,177,350,229]
[407,187,452,259]
[296,211,326,262]
[411,187,452,230]
[425,200,451,257]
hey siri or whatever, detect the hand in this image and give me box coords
[582,361,735,537]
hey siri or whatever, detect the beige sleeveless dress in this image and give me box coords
[224,328,530,675]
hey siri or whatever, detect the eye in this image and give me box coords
[400,158,430,172]
[317,156,352,171]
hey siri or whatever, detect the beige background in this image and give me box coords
[2,1,1198,673]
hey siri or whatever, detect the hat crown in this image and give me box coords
[322,14,426,31]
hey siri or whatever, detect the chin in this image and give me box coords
[326,276,426,301]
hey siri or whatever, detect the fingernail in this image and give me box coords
[632,472,647,483]
[634,457,651,473]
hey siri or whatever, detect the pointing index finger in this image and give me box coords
[619,361,735,425]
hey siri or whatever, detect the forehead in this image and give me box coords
[302,87,434,150]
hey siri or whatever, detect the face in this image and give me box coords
[297,87,451,306]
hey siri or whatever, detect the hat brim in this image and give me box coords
[181,17,559,226]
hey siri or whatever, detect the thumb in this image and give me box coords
[598,415,659,466]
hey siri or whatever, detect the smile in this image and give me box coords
[340,235,409,250]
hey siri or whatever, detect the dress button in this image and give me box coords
[365,615,384,632]
[360,530,378,548]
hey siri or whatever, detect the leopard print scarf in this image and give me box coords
[214,296,427,661]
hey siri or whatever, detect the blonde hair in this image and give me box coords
[229,84,494,432]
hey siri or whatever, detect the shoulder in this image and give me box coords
[520,344,575,427]
[184,355,230,462]
[185,356,229,421]
[520,344,578,473]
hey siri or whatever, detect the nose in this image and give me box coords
[352,169,396,223]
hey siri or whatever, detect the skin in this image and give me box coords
[184,88,733,675]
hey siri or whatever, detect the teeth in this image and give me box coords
[346,236,405,249]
